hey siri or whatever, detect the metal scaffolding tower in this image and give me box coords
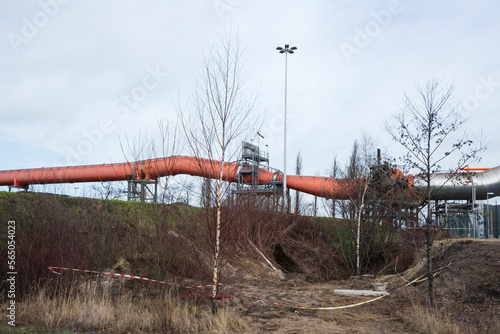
[126,175,158,203]
[233,142,284,206]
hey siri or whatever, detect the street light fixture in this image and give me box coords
[487,192,494,238]
[276,44,297,212]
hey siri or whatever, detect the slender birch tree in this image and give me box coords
[180,31,257,313]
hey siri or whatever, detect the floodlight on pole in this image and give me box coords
[487,192,494,238]
[276,44,297,212]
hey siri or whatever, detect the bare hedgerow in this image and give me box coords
[220,201,352,281]
[1,193,90,297]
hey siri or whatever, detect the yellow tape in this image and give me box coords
[296,272,424,310]
[298,294,388,310]
[413,271,440,283]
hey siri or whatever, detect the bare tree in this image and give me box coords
[355,164,371,277]
[119,119,181,203]
[328,137,372,274]
[322,156,339,218]
[311,170,320,217]
[155,119,182,204]
[337,140,367,220]
[179,31,257,313]
[385,79,485,307]
[352,135,375,276]
[120,130,156,163]
[334,134,403,276]
[294,152,302,215]
[200,177,214,208]
[92,181,123,200]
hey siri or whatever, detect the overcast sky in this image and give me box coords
[1,1,499,188]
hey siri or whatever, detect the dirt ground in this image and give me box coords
[3,238,498,333]
[227,238,500,333]
[231,279,411,334]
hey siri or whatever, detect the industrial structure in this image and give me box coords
[423,166,500,238]
[0,146,499,238]
[231,141,286,208]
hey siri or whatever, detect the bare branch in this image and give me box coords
[385,78,487,307]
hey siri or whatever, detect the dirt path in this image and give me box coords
[231,278,410,333]
[229,239,500,333]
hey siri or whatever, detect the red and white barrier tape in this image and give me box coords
[49,266,215,289]
[178,293,229,299]
[49,264,450,310]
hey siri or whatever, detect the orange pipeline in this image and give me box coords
[7,157,498,201]
[0,156,359,200]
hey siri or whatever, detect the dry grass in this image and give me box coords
[480,319,500,334]
[394,289,460,334]
[402,306,500,334]
[401,304,460,334]
[12,282,246,333]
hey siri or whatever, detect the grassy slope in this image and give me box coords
[0,191,410,287]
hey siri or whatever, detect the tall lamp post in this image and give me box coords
[276,44,297,212]
[487,192,494,238]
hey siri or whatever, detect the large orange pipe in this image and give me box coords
[0,156,358,200]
